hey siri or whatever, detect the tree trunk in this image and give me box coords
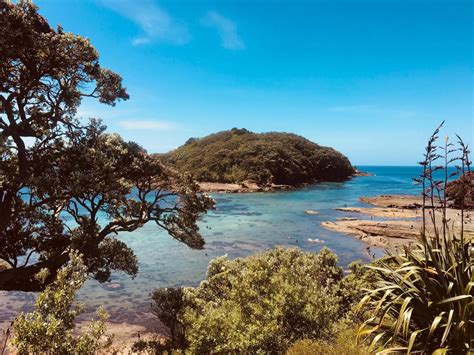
[0,254,69,292]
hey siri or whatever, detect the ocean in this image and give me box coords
[0,166,425,328]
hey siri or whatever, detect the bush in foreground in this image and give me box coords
[140,247,370,354]
[150,287,187,350]
[357,124,474,353]
[358,233,473,353]
[288,327,371,355]
[11,251,111,354]
[182,247,345,353]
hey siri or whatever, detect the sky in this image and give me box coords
[34,0,472,165]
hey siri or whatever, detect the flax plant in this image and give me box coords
[357,123,474,354]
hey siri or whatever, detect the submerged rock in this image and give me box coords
[307,238,325,244]
[104,282,123,290]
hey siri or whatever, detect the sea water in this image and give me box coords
[0,166,424,328]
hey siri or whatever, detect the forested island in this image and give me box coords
[162,128,355,192]
[1,2,472,354]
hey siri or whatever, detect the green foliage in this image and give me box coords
[358,236,473,353]
[144,251,378,354]
[181,247,347,353]
[133,288,188,353]
[0,1,213,292]
[150,287,187,350]
[338,260,380,317]
[287,328,372,355]
[131,339,173,354]
[163,128,355,185]
[11,251,111,354]
[358,125,474,354]
[446,172,473,209]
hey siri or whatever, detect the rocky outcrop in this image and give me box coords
[322,194,474,248]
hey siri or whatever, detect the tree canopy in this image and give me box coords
[163,128,355,186]
[0,1,213,291]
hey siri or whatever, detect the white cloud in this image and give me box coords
[201,11,244,50]
[119,120,176,130]
[101,0,190,46]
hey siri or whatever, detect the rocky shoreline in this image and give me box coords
[198,171,373,193]
[198,181,294,193]
[322,194,473,248]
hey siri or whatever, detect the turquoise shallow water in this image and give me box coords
[0,166,423,328]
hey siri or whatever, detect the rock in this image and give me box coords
[105,283,123,290]
[335,206,419,219]
[359,195,439,209]
[322,194,474,249]
[304,209,319,215]
[197,181,294,193]
[353,170,374,177]
[321,220,418,248]
[307,238,325,244]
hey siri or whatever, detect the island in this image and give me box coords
[161,128,356,192]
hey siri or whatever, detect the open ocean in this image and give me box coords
[0,166,424,328]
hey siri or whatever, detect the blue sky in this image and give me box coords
[35,0,472,165]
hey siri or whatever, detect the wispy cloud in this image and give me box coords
[201,11,244,50]
[328,104,416,118]
[119,120,177,130]
[101,0,190,46]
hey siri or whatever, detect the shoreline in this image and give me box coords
[1,320,161,355]
[322,194,473,248]
[198,171,372,193]
[198,181,294,193]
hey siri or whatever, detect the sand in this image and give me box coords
[198,181,294,193]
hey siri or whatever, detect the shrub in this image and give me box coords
[358,236,473,353]
[144,248,377,353]
[182,247,346,353]
[338,260,379,317]
[131,339,172,354]
[133,287,188,353]
[11,251,111,354]
[446,172,474,209]
[357,124,474,353]
[150,287,187,350]
[288,328,372,355]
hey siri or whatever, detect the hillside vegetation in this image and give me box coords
[446,172,473,209]
[163,128,355,186]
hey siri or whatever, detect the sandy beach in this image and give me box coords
[198,171,373,193]
[198,181,295,193]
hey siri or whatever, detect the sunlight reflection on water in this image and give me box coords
[0,166,423,329]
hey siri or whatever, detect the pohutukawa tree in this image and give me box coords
[0,1,214,291]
